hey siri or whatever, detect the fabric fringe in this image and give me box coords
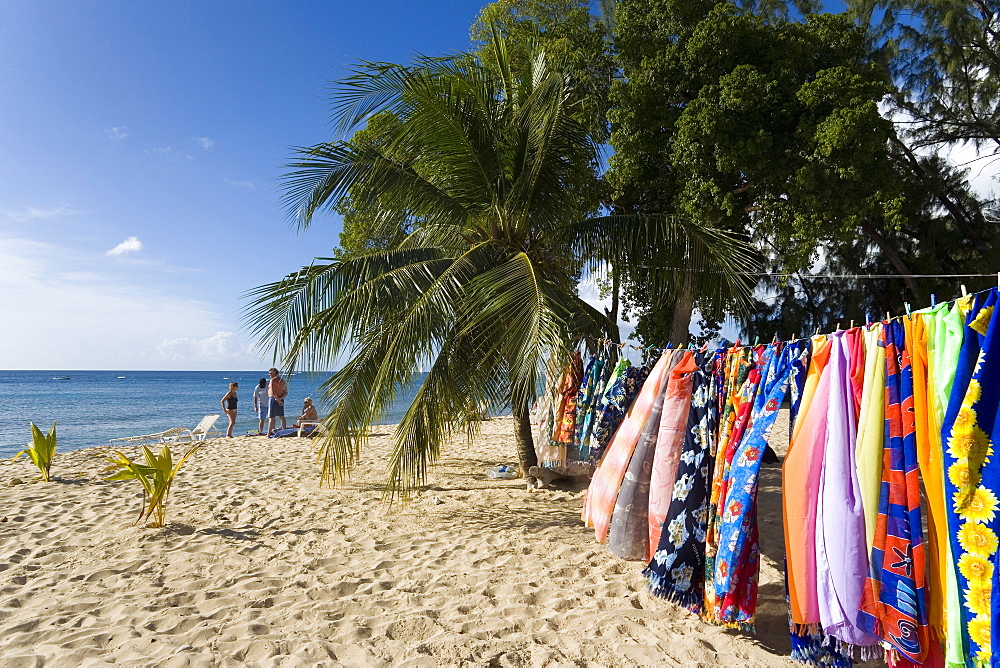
[792,623,822,636]
[819,634,883,662]
[642,568,704,613]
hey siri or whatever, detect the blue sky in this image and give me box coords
[0,1,490,370]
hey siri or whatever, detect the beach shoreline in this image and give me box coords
[0,416,799,667]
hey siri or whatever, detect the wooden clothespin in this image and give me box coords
[849,320,855,329]
[814,326,821,336]
[772,333,778,344]
[961,284,968,297]
[835,322,841,331]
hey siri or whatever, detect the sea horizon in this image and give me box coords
[0,370,425,458]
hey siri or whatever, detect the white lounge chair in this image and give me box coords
[109,427,189,447]
[163,415,222,442]
[296,419,324,437]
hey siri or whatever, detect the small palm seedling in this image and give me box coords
[103,442,202,528]
[13,422,57,482]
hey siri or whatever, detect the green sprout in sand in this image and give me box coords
[13,422,58,482]
[102,442,202,528]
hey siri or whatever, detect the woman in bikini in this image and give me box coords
[220,381,238,437]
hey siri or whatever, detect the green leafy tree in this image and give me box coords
[848,0,1000,150]
[246,27,750,497]
[608,0,913,343]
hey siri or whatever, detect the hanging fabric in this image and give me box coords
[589,362,647,465]
[575,352,609,462]
[784,335,834,629]
[704,346,754,621]
[925,300,970,668]
[644,350,719,609]
[608,351,680,560]
[941,290,999,667]
[856,319,931,665]
[543,350,584,469]
[814,330,879,657]
[583,351,671,541]
[712,342,793,630]
[647,350,699,559]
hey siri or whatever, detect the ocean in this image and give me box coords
[0,370,424,458]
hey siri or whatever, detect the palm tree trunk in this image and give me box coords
[512,398,537,483]
[668,270,696,345]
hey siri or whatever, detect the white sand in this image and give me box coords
[0,416,801,667]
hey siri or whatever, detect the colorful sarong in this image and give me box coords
[941,290,999,667]
[609,351,679,560]
[645,350,719,610]
[815,331,879,656]
[584,352,671,542]
[575,353,608,462]
[546,351,583,468]
[713,343,793,629]
[648,350,698,558]
[589,363,647,464]
[922,302,967,668]
[704,347,753,620]
[784,335,834,627]
[857,319,931,664]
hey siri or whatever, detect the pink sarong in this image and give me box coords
[647,351,698,559]
[583,351,674,543]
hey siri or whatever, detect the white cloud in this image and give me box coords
[106,236,144,256]
[196,137,215,149]
[146,146,193,161]
[154,331,256,361]
[224,177,254,189]
[0,236,266,370]
[106,126,129,141]
[5,205,78,222]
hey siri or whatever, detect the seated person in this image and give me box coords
[269,398,321,438]
[295,397,319,426]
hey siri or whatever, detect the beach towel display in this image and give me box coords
[558,285,1000,665]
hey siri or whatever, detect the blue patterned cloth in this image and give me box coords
[713,343,794,629]
[644,351,719,609]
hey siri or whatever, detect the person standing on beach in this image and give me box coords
[252,378,269,435]
[220,382,238,438]
[267,368,288,435]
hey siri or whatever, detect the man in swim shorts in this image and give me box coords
[267,367,288,435]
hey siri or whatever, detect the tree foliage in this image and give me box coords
[247,20,753,497]
[848,0,1000,150]
[609,0,908,342]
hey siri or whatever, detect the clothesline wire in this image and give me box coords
[628,269,999,279]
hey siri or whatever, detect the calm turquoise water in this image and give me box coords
[0,371,424,458]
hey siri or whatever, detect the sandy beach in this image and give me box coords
[0,415,802,667]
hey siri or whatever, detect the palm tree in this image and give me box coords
[245,26,751,499]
